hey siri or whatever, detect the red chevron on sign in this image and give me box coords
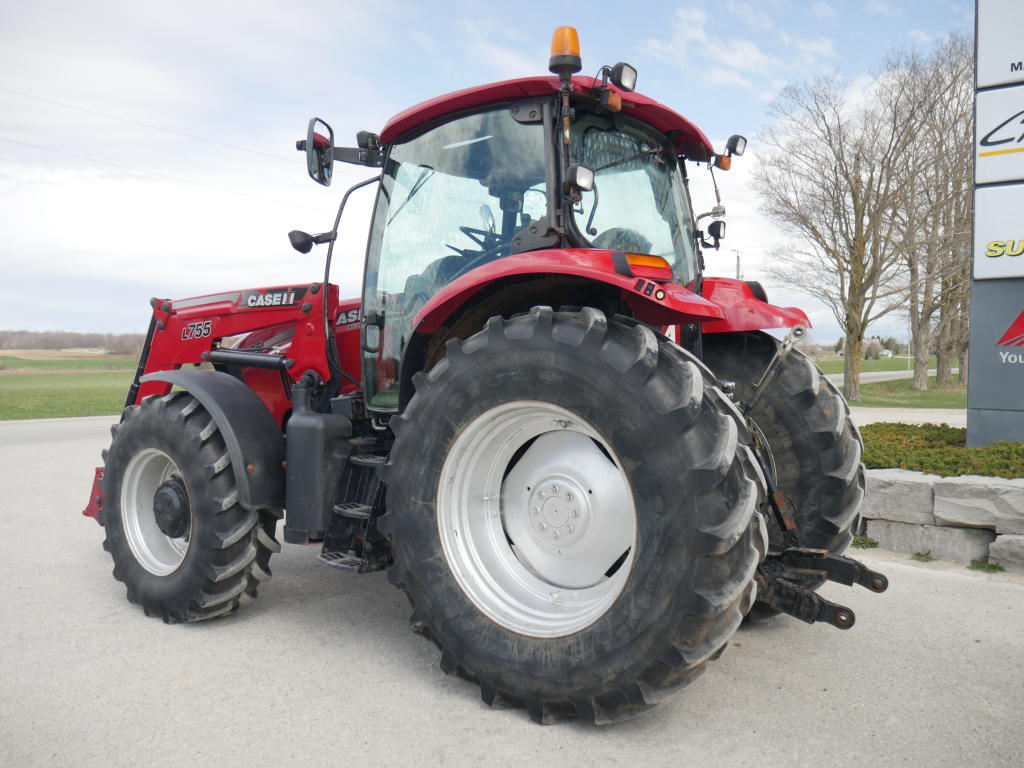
[997,311,1024,347]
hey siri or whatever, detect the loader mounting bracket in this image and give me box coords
[756,548,888,630]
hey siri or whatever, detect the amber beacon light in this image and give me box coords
[549,26,582,81]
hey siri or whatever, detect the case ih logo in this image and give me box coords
[240,287,307,309]
[997,311,1024,364]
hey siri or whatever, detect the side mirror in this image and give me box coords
[287,229,336,254]
[699,219,726,250]
[296,118,334,186]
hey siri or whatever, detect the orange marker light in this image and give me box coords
[626,253,672,270]
[626,253,674,281]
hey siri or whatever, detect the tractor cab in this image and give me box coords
[300,30,736,411]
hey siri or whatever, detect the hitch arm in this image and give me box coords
[773,549,889,593]
[756,548,889,631]
[766,578,856,630]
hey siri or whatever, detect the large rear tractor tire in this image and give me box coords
[701,331,865,619]
[101,391,281,622]
[380,307,767,724]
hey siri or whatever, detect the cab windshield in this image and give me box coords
[569,112,698,286]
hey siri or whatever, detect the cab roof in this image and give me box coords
[378,76,715,161]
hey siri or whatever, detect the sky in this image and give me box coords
[0,0,974,344]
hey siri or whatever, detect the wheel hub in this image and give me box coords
[437,401,637,638]
[529,477,588,543]
[120,448,190,576]
[153,476,190,539]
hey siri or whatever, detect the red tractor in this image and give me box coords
[84,28,886,724]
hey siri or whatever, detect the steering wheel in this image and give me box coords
[446,204,501,259]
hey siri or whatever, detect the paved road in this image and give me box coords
[824,367,959,386]
[2,416,1021,767]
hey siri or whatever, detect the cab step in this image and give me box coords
[333,502,372,519]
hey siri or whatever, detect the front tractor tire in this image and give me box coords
[380,307,768,724]
[702,331,865,618]
[101,391,281,622]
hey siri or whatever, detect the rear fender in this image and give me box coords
[139,370,285,510]
[700,277,810,333]
[413,249,725,333]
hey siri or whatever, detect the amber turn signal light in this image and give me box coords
[626,253,674,281]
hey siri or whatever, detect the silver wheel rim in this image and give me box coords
[121,448,190,575]
[437,401,637,638]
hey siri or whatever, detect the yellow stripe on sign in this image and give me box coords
[978,146,1024,157]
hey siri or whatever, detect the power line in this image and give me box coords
[0,85,375,183]
[0,135,310,210]
[0,85,299,164]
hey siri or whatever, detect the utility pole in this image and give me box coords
[732,249,743,279]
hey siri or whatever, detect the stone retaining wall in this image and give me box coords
[860,469,1024,570]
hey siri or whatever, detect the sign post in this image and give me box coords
[968,0,1024,446]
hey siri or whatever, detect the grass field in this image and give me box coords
[0,371,134,419]
[0,355,136,371]
[0,361,966,420]
[846,376,967,409]
[815,355,939,375]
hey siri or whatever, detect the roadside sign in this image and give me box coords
[974,184,1024,279]
[970,0,1024,445]
[975,85,1024,184]
[976,0,1024,89]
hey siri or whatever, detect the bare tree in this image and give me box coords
[754,38,970,400]
[0,329,144,355]
[753,73,929,399]
[888,35,973,390]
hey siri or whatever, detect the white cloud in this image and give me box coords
[908,29,931,45]
[0,0,396,332]
[724,1,775,31]
[811,1,836,20]
[867,0,897,16]
[642,5,838,103]
[458,20,540,80]
[843,73,879,112]
[794,36,837,60]
[707,67,754,88]
[757,79,789,103]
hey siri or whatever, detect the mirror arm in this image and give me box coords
[331,146,384,168]
[696,232,722,251]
